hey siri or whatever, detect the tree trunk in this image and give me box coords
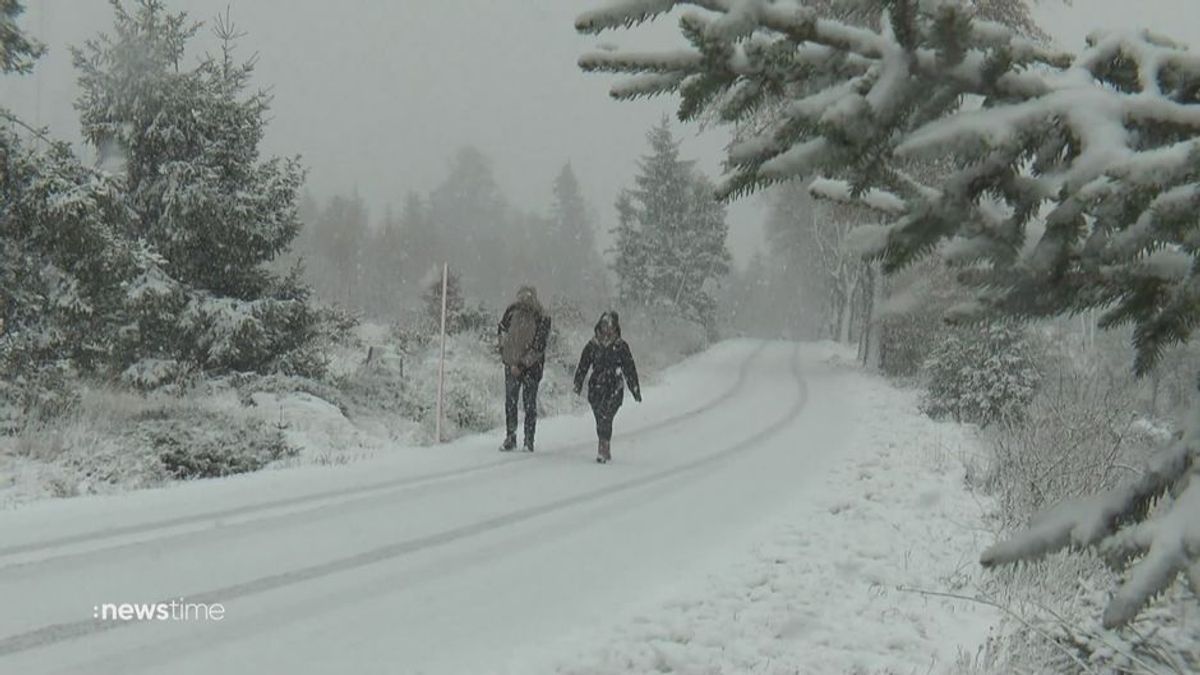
[837,272,857,343]
[858,263,884,370]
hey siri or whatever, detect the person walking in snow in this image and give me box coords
[574,311,641,464]
[497,285,551,452]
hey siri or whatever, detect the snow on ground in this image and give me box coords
[514,346,999,675]
[0,341,999,675]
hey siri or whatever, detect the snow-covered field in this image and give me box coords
[0,341,998,674]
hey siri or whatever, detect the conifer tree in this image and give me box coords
[549,163,606,305]
[423,267,466,334]
[579,0,1198,628]
[72,0,317,378]
[1,0,156,395]
[366,205,407,318]
[0,127,148,384]
[398,190,439,290]
[613,119,731,331]
[427,146,509,302]
[611,191,649,305]
[75,1,304,297]
[0,0,42,75]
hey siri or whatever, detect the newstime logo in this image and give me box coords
[93,599,226,622]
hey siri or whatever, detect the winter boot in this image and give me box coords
[500,434,517,452]
[599,439,611,463]
[523,437,535,453]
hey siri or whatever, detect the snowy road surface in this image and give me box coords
[0,341,995,674]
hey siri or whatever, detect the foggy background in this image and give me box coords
[0,1,767,266]
[3,0,1196,313]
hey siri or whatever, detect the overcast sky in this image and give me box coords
[3,1,1199,267]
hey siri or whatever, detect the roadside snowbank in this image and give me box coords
[518,347,999,674]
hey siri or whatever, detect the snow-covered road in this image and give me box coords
[0,341,994,674]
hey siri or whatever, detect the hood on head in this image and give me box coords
[513,285,542,313]
[516,286,538,303]
[594,311,621,340]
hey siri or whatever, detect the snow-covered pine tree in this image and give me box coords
[611,191,650,305]
[73,1,317,379]
[427,147,510,304]
[422,267,484,336]
[682,173,733,334]
[397,191,440,291]
[313,193,369,306]
[549,163,606,306]
[0,126,152,391]
[1,1,164,404]
[0,0,42,75]
[364,205,408,318]
[613,119,731,333]
[578,0,1198,628]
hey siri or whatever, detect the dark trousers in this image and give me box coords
[505,370,540,442]
[589,393,622,442]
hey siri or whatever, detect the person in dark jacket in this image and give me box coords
[574,311,641,463]
[497,286,552,452]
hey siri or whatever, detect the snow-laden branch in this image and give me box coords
[579,0,1200,629]
[809,178,907,215]
[579,49,705,75]
[575,0,680,33]
[609,72,691,99]
[981,440,1197,628]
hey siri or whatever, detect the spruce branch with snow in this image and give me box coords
[1,2,162,409]
[578,0,1197,627]
[0,0,43,75]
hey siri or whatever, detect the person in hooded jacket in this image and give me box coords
[573,311,641,463]
[497,285,552,452]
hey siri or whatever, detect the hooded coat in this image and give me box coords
[574,311,641,408]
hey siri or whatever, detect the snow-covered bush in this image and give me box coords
[335,361,416,428]
[972,336,1195,672]
[142,411,297,480]
[230,372,350,418]
[3,383,303,500]
[921,323,1041,427]
[0,362,81,425]
[403,332,507,442]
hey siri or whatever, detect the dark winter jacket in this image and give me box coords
[574,312,641,408]
[498,290,551,381]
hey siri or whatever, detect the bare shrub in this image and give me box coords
[974,338,1195,673]
[980,368,1159,529]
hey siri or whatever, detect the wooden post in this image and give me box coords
[435,263,449,443]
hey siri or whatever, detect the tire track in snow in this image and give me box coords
[0,343,768,568]
[0,343,806,659]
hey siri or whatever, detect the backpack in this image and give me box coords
[501,304,539,367]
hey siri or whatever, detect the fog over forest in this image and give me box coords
[2,2,1199,672]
